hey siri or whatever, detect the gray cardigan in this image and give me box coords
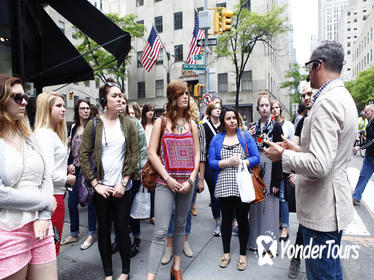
[0,136,53,221]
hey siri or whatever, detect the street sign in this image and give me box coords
[197,38,218,47]
[202,93,213,105]
[182,64,206,71]
[194,54,204,60]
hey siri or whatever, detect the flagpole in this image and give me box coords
[152,24,172,84]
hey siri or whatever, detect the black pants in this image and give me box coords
[218,196,250,256]
[205,164,221,219]
[294,224,303,260]
[93,191,131,276]
[129,180,141,236]
[150,189,155,218]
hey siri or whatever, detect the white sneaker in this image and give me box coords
[161,246,173,265]
[183,241,193,257]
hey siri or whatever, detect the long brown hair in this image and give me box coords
[0,74,31,138]
[164,80,191,131]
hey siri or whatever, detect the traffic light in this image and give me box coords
[194,84,200,98]
[213,9,222,34]
[69,90,73,100]
[222,9,233,32]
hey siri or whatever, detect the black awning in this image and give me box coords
[46,0,131,66]
[10,0,131,89]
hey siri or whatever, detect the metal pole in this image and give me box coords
[204,0,209,96]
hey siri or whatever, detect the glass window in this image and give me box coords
[155,0,162,2]
[137,51,143,67]
[218,73,228,92]
[241,71,252,91]
[363,15,367,21]
[155,16,163,33]
[155,80,164,97]
[138,82,145,98]
[174,45,183,62]
[136,0,143,7]
[74,96,79,107]
[58,20,65,33]
[156,50,164,65]
[174,12,183,30]
[216,3,226,8]
[84,80,89,87]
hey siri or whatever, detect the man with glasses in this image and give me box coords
[264,41,358,279]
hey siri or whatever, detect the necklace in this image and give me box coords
[175,119,187,134]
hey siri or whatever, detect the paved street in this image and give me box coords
[58,153,374,280]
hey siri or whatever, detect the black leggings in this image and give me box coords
[93,191,131,276]
[218,196,250,256]
[129,180,141,236]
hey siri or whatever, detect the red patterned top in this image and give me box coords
[156,125,195,185]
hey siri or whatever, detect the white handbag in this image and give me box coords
[236,160,255,203]
[130,185,151,219]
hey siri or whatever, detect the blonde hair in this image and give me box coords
[0,74,31,138]
[35,92,67,144]
[189,97,200,124]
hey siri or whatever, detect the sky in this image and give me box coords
[289,0,319,64]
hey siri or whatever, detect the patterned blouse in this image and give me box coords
[156,125,195,185]
[215,143,246,198]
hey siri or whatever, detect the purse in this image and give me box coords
[242,132,266,204]
[236,160,255,203]
[78,118,96,206]
[130,184,151,219]
[141,117,166,192]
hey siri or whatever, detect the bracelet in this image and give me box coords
[92,182,99,188]
[187,178,194,187]
[165,176,171,182]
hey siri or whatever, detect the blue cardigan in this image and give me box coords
[208,129,260,173]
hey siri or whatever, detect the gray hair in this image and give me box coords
[311,40,344,74]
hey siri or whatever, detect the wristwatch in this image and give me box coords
[121,179,128,188]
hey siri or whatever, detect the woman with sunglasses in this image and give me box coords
[34,92,76,255]
[0,74,57,279]
[147,80,200,280]
[62,99,97,250]
[80,78,138,280]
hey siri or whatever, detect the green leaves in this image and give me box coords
[345,66,374,109]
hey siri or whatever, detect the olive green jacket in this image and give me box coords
[80,115,139,184]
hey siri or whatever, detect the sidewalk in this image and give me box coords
[58,189,309,280]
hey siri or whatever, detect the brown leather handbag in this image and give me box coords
[242,132,266,204]
[141,117,166,191]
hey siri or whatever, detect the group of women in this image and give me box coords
[0,73,290,280]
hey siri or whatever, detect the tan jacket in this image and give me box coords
[282,79,357,232]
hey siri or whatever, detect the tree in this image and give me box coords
[75,13,144,92]
[345,65,374,110]
[216,2,290,108]
[280,63,307,104]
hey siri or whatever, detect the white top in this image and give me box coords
[0,142,48,230]
[144,124,153,147]
[101,119,125,186]
[282,120,295,141]
[35,128,68,194]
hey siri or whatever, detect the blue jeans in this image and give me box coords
[353,156,374,201]
[167,175,198,237]
[280,179,289,228]
[300,225,343,280]
[68,167,96,236]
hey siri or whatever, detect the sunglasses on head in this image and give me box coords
[105,81,120,88]
[11,93,29,105]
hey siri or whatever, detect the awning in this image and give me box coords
[10,0,131,89]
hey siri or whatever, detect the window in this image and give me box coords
[174,12,183,30]
[347,68,351,71]
[347,28,351,31]
[197,7,204,13]
[371,49,373,61]
[218,73,228,92]
[58,20,65,33]
[241,71,252,91]
[156,50,163,65]
[137,51,143,67]
[136,0,143,7]
[138,82,145,98]
[155,80,164,97]
[155,0,162,2]
[363,9,367,13]
[354,27,357,31]
[216,2,226,8]
[354,18,357,22]
[74,96,79,107]
[363,15,367,20]
[155,16,163,33]
[347,50,351,55]
[347,42,351,47]
[84,80,89,87]
[347,11,351,16]
[174,45,183,62]
[347,36,351,39]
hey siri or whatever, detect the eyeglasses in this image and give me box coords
[11,93,29,105]
[79,107,90,111]
[304,58,325,67]
[105,81,120,88]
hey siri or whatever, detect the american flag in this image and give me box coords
[186,12,205,64]
[140,26,162,71]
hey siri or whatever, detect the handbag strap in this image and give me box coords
[242,131,249,157]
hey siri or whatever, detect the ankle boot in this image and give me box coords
[170,266,182,280]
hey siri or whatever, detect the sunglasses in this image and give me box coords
[304,58,325,67]
[105,81,120,88]
[11,93,29,105]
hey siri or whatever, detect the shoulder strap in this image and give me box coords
[157,117,166,155]
[242,131,248,157]
[206,120,217,136]
[92,117,97,144]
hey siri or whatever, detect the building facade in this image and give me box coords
[109,0,292,122]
